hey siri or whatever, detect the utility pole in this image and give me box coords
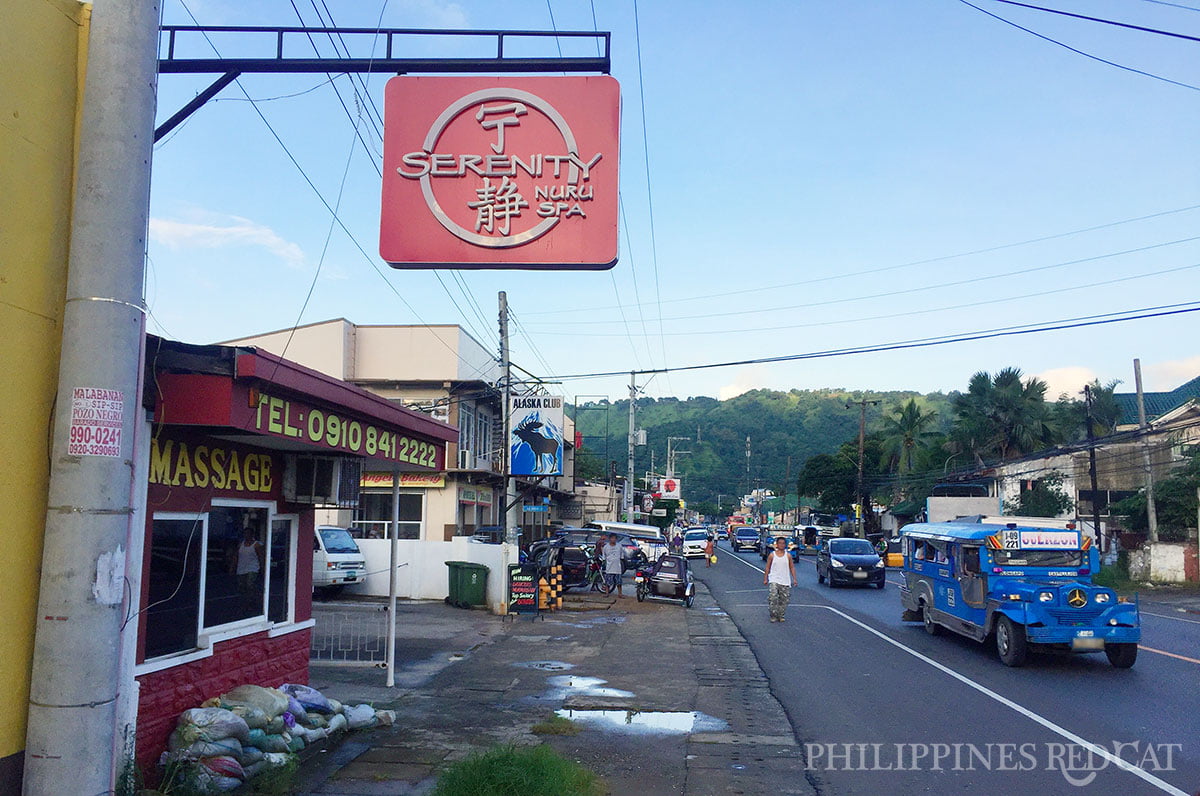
[500,292,519,537]
[848,397,881,536]
[626,373,636,521]
[667,436,690,478]
[25,1,159,792]
[1134,359,1158,543]
[785,455,791,524]
[745,436,751,520]
[1084,385,1104,553]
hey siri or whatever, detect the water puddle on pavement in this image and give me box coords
[513,661,575,671]
[540,675,634,700]
[555,708,728,735]
[547,615,628,628]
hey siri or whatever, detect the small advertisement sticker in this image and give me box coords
[68,387,123,458]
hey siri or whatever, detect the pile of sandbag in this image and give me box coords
[159,683,395,794]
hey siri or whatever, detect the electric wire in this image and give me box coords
[173,0,496,382]
[522,260,1200,338]
[957,0,1200,92]
[522,202,1200,316]
[631,0,671,389]
[986,0,1200,42]
[545,301,1200,379]
[524,235,1200,328]
[1136,0,1200,11]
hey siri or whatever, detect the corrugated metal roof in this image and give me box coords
[1113,374,1200,425]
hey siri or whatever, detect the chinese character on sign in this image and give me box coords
[467,176,529,236]
[476,102,527,154]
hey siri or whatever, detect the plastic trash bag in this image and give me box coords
[221,685,289,719]
[237,745,264,766]
[284,695,309,726]
[325,713,348,735]
[344,704,377,730]
[200,756,245,781]
[279,683,333,714]
[244,729,290,753]
[175,708,250,745]
[166,731,243,761]
[223,703,269,730]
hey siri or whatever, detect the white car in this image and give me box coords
[682,530,709,559]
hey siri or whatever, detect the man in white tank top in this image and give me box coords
[763,536,797,622]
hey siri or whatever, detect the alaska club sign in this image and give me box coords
[380,76,620,269]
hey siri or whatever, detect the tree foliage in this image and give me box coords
[1110,450,1199,542]
[1003,471,1075,518]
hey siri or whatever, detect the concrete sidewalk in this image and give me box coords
[294,584,812,795]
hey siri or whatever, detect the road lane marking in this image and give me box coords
[1142,610,1200,626]
[1137,645,1200,665]
[719,552,1188,796]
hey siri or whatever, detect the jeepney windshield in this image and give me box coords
[992,549,1082,567]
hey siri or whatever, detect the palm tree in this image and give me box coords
[878,399,939,476]
[950,367,1061,464]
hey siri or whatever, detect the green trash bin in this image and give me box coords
[446,561,489,608]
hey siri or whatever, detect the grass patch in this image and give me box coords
[531,714,580,736]
[431,744,604,796]
[1094,561,1135,593]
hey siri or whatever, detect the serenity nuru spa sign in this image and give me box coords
[380,76,620,269]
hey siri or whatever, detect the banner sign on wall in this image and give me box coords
[380,76,620,269]
[509,395,564,476]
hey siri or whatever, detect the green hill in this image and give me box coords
[570,388,953,511]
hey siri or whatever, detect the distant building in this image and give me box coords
[222,319,577,544]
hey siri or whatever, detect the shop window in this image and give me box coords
[268,516,297,624]
[145,514,205,659]
[204,504,270,629]
[353,491,423,539]
[458,404,475,456]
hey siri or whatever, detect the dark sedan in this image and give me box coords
[817,537,886,589]
[731,526,759,552]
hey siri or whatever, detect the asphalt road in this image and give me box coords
[692,539,1200,796]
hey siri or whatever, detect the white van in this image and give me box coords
[312,526,367,593]
[585,521,668,561]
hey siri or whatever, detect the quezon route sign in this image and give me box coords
[380,76,620,269]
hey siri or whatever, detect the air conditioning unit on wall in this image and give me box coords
[457,449,473,469]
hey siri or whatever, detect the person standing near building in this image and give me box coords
[763,536,796,622]
[601,533,624,597]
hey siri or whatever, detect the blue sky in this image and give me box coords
[149,0,1200,403]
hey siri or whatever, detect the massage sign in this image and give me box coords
[380,76,620,269]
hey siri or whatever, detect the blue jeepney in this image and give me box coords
[899,522,1140,668]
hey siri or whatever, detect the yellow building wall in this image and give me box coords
[0,0,89,771]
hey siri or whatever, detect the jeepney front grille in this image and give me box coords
[1046,606,1104,623]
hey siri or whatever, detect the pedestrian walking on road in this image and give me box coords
[704,536,715,567]
[764,536,796,622]
[601,533,624,597]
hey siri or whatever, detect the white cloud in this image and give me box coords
[149,215,305,269]
[719,366,766,400]
[1143,355,1200,391]
[1034,366,1097,400]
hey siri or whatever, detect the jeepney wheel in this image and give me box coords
[996,616,1028,667]
[921,601,940,636]
[1105,643,1137,669]
[685,592,694,609]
